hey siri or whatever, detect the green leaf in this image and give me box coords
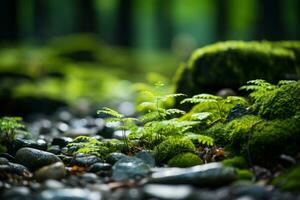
[97,107,123,118]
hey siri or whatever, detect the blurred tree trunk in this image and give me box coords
[0,0,18,42]
[156,0,173,49]
[256,0,285,40]
[77,0,97,33]
[116,0,132,47]
[215,0,228,41]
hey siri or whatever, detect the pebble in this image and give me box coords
[135,151,156,167]
[8,138,48,155]
[34,162,66,182]
[106,152,129,165]
[1,186,31,200]
[15,147,61,171]
[70,155,103,167]
[143,184,195,200]
[88,162,112,173]
[38,188,102,200]
[51,137,73,148]
[112,157,151,181]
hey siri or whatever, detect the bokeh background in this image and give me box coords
[0,0,299,117]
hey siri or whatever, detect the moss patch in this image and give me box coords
[273,166,300,192]
[167,152,203,168]
[154,137,195,164]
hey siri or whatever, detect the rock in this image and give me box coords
[174,41,300,102]
[8,138,48,155]
[70,155,103,167]
[0,157,9,165]
[112,157,151,181]
[148,162,236,187]
[88,162,111,173]
[143,184,195,200]
[47,145,61,155]
[34,162,66,182]
[51,137,72,148]
[135,151,156,167]
[43,179,64,189]
[38,188,101,200]
[232,185,271,200]
[106,152,129,165]
[80,173,99,184]
[15,147,61,171]
[4,162,32,177]
[0,153,15,162]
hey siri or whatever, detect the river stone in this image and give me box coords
[35,162,66,182]
[8,138,48,155]
[135,151,155,167]
[88,162,111,173]
[148,162,236,187]
[106,152,129,165]
[70,155,103,167]
[143,184,195,200]
[112,157,151,181]
[38,188,101,200]
[15,147,61,171]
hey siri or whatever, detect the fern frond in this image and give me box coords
[191,112,212,121]
[184,133,214,146]
[97,107,123,118]
[140,111,160,123]
[165,109,186,116]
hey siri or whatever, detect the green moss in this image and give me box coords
[273,166,300,192]
[167,152,203,168]
[253,81,300,119]
[222,156,248,169]
[236,169,254,180]
[247,116,300,166]
[175,41,299,97]
[154,137,195,164]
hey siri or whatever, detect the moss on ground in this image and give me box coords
[273,166,300,192]
[167,152,203,168]
[154,137,195,164]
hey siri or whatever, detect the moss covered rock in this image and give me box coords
[236,169,254,180]
[174,41,300,98]
[247,116,300,166]
[154,137,195,164]
[253,81,300,119]
[273,166,300,192]
[167,152,203,168]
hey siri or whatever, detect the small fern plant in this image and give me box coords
[97,107,138,152]
[240,79,296,101]
[0,117,25,144]
[181,94,248,123]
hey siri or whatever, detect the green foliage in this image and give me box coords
[181,94,248,125]
[66,136,126,158]
[0,117,25,144]
[241,80,300,119]
[273,166,300,192]
[154,137,195,164]
[167,152,203,168]
[183,132,214,147]
[98,107,138,151]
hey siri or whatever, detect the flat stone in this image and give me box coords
[148,162,236,187]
